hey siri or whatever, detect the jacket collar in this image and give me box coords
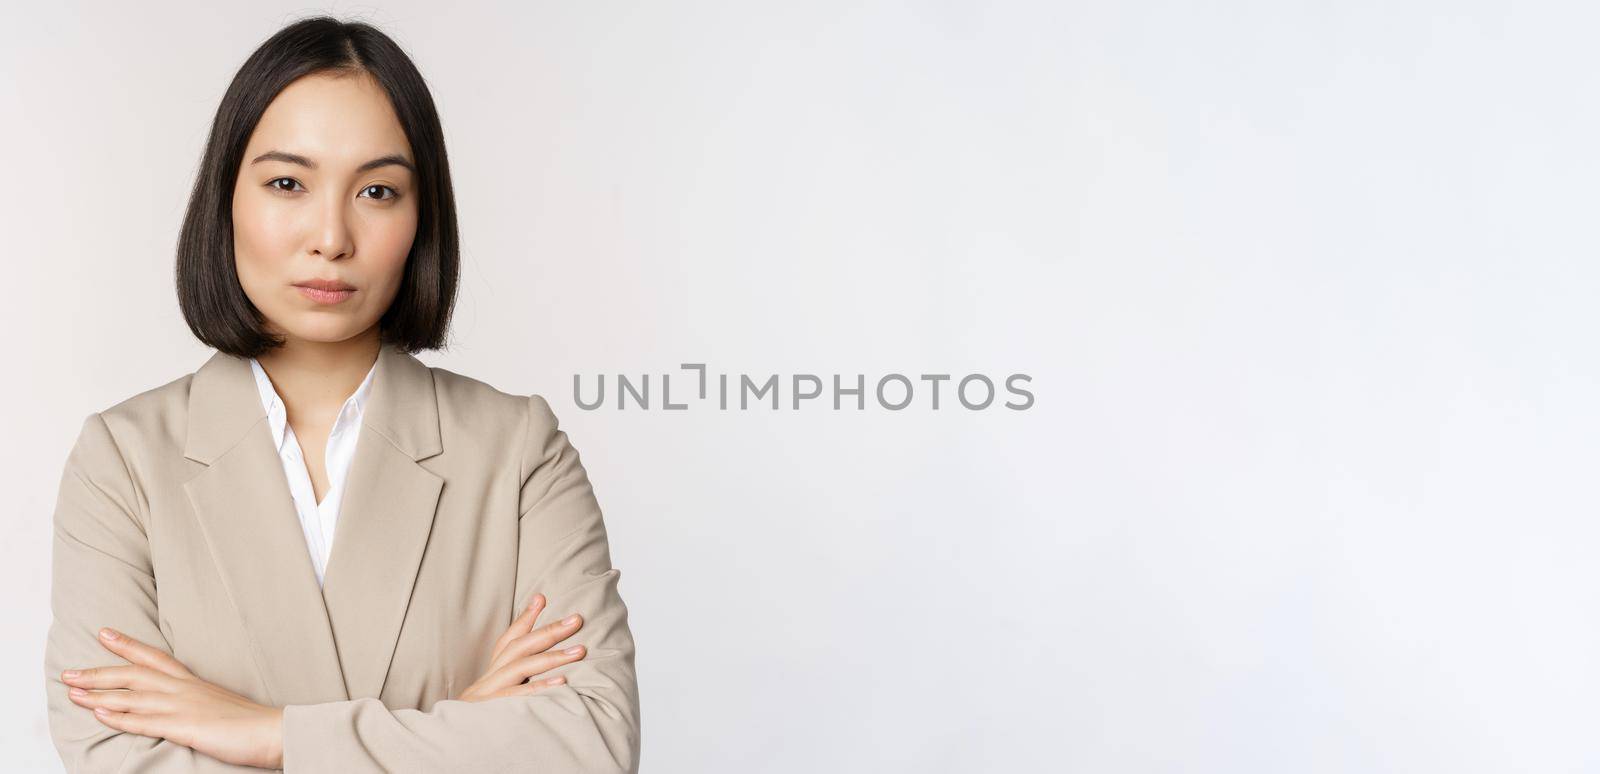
[180,341,446,706]
[248,354,377,455]
[184,341,442,465]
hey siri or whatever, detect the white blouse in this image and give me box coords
[248,356,378,588]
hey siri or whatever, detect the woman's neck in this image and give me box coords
[252,329,381,420]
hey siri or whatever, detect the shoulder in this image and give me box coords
[425,364,559,425]
[427,363,592,509]
[57,370,194,498]
[420,363,568,457]
[98,371,194,421]
[83,372,195,458]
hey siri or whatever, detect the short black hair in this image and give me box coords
[176,16,458,357]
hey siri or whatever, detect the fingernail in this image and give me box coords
[546,676,565,685]
[563,645,583,655]
[99,629,118,641]
[561,614,579,625]
[62,670,79,679]
[70,687,87,697]
[94,707,109,716]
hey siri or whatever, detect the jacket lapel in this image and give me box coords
[180,343,444,705]
[319,343,444,700]
[181,347,347,705]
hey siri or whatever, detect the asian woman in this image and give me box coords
[42,16,640,773]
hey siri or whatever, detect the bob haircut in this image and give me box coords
[176,16,458,358]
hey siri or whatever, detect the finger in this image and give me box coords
[62,665,178,692]
[498,613,584,667]
[486,594,544,668]
[490,594,545,667]
[91,705,165,738]
[69,687,174,715]
[474,644,585,697]
[95,629,195,679]
[494,644,588,691]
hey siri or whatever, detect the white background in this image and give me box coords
[3,1,1596,771]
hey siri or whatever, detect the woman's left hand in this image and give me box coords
[61,627,284,769]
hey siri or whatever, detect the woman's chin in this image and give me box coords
[275,319,373,345]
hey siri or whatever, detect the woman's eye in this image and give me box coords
[266,177,304,193]
[360,184,399,201]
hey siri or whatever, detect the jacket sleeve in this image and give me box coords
[279,394,642,774]
[44,412,268,772]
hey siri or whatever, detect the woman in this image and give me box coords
[42,17,640,773]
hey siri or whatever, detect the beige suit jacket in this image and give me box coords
[42,343,641,772]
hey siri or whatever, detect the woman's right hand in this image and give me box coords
[457,593,587,702]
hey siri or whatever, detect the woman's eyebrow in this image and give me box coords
[249,150,415,174]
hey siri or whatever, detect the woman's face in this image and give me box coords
[232,70,418,345]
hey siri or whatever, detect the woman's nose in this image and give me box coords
[307,198,354,260]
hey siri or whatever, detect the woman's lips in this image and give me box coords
[295,285,356,304]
